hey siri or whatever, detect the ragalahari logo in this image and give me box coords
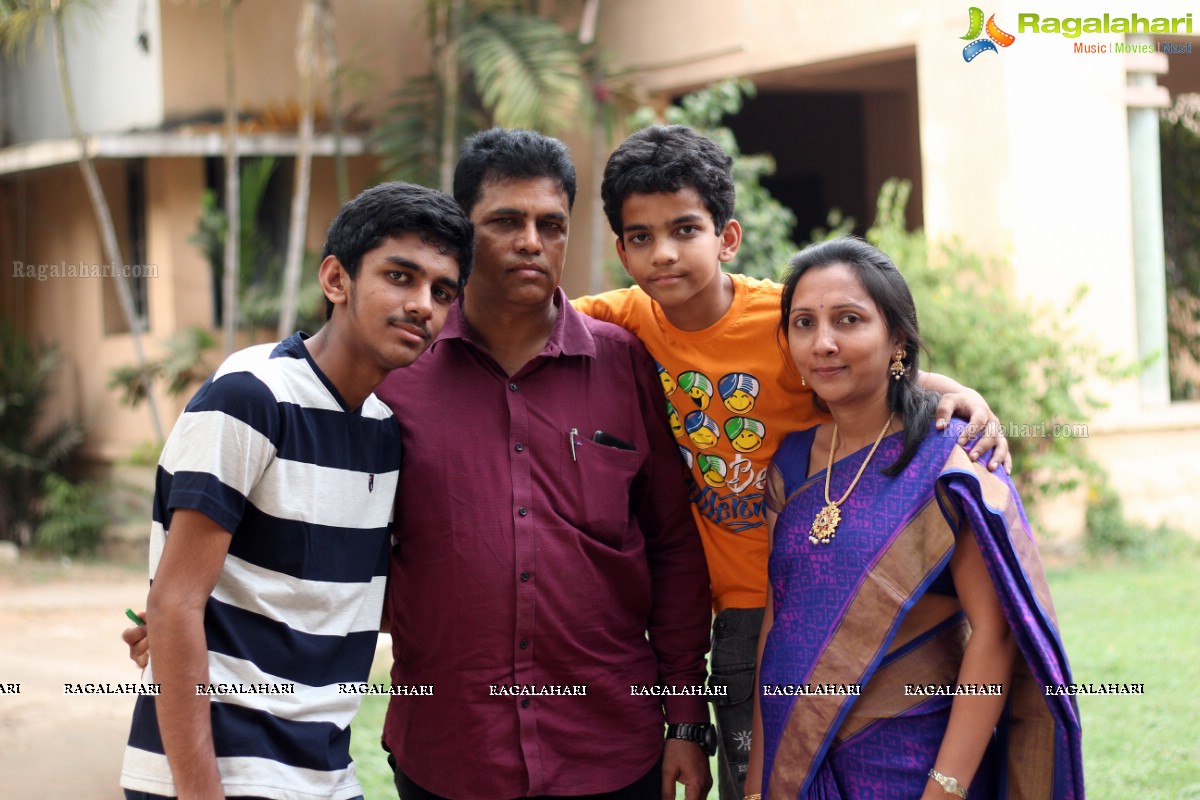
[961,7,1016,61]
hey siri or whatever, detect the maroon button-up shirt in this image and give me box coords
[376,290,711,799]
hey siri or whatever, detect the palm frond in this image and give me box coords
[0,2,50,60]
[374,73,444,186]
[460,12,587,134]
[374,72,483,186]
[0,0,107,59]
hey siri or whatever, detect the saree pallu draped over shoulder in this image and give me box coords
[760,422,1083,799]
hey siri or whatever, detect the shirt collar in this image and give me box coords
[430,288,597,360]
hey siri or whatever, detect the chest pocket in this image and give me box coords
[556,430,641,549]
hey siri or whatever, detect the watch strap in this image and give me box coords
[928,768,968,798]
[665,723,717,757]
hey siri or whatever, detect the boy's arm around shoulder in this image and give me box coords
[570,287,642,329]
[919,371,1012,472]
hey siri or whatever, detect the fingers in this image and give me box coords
[660,773,675,800]
[934,395,1013,473]
[989,428,1012,473]
[934,395,955,432]
[959,415,1011,473]
[122,621,150,668]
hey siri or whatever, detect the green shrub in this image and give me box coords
[867,180,1135,506]
[33,473,108,556]
[1084,477,1197,560]
[0,323,84,545]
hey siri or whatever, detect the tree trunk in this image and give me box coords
[278,0,318,340]
[319,0,349,207]
[52,3,165,442]
[436,0,463,194]
[221,0,240,356]
[580,0,608,294]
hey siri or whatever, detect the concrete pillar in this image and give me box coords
[1125,37,1171,406]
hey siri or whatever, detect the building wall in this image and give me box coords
[158,0,430,125]
[2,2,163,143]
[1,153,381,462]
[3,161,140,461]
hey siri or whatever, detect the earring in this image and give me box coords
[801,374,807,387]
[890,350,906,381]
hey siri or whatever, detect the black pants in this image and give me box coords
[389,753,663,800]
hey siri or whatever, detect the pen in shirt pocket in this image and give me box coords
[570,428,636,461]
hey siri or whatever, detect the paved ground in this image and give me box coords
[0,556,395,800]
[0,558,149,799]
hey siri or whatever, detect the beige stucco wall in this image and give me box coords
[159,0,430,124]
[2,161,146,462]
[1,153,382,462]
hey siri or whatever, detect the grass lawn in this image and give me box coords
[350,554,1200,799]
[1048,554,1200,799]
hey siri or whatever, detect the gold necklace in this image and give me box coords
[809,413,895,545]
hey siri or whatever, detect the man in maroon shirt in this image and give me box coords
[374,128,713,800]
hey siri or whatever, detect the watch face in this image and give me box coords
[703,724,719,757]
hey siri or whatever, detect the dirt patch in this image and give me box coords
[0,558,150,800]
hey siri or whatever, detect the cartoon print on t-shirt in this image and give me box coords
[725,417,766,454]
[678,444,694,470]
[718,372,760,414]
[664,361,769,534]
[656,361,677,396]
[678,371,713,411]
[666,400,684,439]
[698,453,728,487]
[684,410,720,449]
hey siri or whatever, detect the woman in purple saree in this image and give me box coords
[744,238,1083,800]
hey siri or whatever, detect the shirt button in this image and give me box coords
[518,507,528,517]
[521,698,530,708]
[519,639,529,649]
[514,442,524,452]
[520,571,530,582]
[509,383,518,391]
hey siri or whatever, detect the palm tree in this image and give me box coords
[277,0,321,340]
[0,0,165,441]
[375,0,592,192]
[220,0,240,355]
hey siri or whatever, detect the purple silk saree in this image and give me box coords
[760,419,1083,799]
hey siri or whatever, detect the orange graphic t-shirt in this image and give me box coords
[574,273,826,611]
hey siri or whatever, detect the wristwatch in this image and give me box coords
[928,768,968,798]
[665,723,718,757]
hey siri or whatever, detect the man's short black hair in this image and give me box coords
[453,128,577,216]
[322,181,473,319]
[601,124,735,238]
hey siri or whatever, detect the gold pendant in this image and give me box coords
[809,503,841,544]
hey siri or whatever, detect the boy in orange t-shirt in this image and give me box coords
[573,124,1009,800]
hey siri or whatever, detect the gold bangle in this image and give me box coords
[744,794,763,800]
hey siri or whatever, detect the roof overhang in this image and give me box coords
[0,131,370,177]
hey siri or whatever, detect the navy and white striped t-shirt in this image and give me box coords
[121,334,400,800]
